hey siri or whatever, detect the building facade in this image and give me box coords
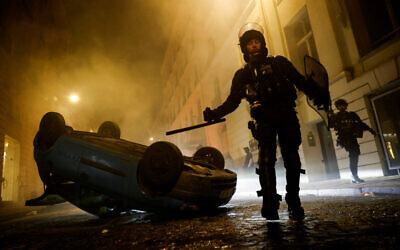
[0,1,67,202]
[157,0,400,181]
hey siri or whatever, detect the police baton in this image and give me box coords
[166,118,226,136]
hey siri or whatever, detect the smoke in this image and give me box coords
[2,0,249,145]
[1,0,182,144]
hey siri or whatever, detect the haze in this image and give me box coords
[0,0,182,144]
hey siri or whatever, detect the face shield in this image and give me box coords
[238,23,268,62]
[238,23,265,40]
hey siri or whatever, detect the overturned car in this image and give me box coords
[26,112,237,217]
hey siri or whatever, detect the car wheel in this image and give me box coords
[137,141,184,197]
[97,121,121,139]
[193,147,225,169]
[34,112,67,151]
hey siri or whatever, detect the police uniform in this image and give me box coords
[205,55,322,219]
[203,23,328,220]
[330,110,375,182]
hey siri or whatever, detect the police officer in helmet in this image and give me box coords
[203,23,327,220]
[329,99,376,183]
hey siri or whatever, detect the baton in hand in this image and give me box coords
[166,118,226,136]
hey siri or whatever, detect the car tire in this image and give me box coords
[137,141,184,197]
[97,121,121,139]
[34,112,67,151]
[193,147,225,169]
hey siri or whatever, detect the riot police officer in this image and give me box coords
[330,99,376,183]
[203,23,327,220]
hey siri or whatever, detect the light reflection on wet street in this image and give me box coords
[1,195,399,249]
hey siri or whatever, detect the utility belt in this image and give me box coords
[249,100,295,120]
[247,100,297,138]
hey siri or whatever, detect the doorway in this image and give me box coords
[1,135,21,201]
[317,122,340,179]
[371,86,400,171]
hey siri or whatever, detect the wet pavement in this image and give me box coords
[237,174,400,197]
[1,195,399,249]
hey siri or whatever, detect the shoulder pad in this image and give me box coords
[273,55,289,63]
[232,67,249,82]
[235,67,246,75]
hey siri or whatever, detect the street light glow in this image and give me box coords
[69,94,79,103]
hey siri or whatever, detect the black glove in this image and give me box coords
[313,91,330,109]
[370,129,377,137]
[203,107,218,122]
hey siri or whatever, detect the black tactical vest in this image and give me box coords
[243,57,298,108]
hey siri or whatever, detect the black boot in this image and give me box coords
[349,151,363,183]
[261,193,281,220]
[256,145,280,220]
[351,176,365,183]
[282,151,304,220]
[285,193,304,220]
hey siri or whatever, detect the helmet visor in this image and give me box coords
[238,23,264,39]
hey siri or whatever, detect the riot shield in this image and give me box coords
[304,55,332,128]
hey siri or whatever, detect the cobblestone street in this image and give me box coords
[1,195,399,249]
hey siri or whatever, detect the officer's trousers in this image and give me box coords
[340,137,361,179]
[253,109,303,207]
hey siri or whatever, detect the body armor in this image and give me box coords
[330,111,373,149]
